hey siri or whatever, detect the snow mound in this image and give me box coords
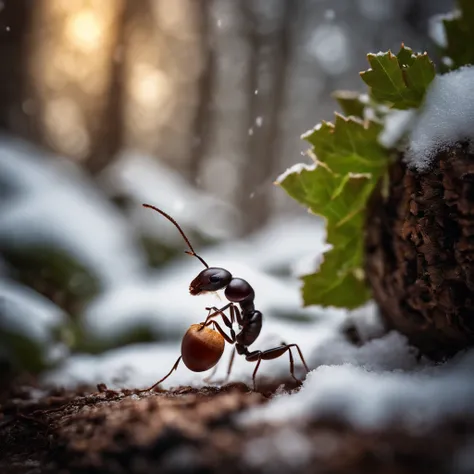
[242,348,474,431]
[0,280,68,366]
[406,67,474,172]
[101,151,239,242]
[0,136,147,287]
[0,279,66,343]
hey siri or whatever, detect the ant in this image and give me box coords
[138,203,309,392]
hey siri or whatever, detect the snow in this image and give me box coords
[242,343,474,431]
[42,212,344,388]
[0,280,68,366]
[36,184,474,434]
[6,135,471,438]
[0,136,147,287]
[101,151,238,242]
[275,162,316,184]
[428,11,460,48]
[0,279,66,343]
[406,67,474,172]
[43,308,345,390]
[379,109,415,148]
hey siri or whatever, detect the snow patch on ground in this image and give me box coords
[0,279,66,343]
[406,67,474,172]
[101,151,239,242]
[242,346,474,431]
[0,280,68,365]
[0,137,147,287]
[42,311,340,391]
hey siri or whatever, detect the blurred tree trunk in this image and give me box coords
[239,0,262,235]
[0,0,35,139]
[189,0,216,185]
[238,0,296,235]
[84,0,128,175]
[263,0,295,218]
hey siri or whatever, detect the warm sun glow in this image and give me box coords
[131,65,172,108]
[66,9,103,52]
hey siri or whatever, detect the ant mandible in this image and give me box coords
[139,203,309,392]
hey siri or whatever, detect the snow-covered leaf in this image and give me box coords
[278,116,389,309]
[360,45,435,110]
[302,115,387,175]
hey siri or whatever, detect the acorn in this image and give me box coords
[181,324,225,372]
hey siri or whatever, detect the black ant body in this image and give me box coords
[139,204,309,392]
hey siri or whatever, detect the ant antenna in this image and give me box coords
[142,203,209,269]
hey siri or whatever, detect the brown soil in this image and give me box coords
[1,380,473,474]
[365,145,474,358]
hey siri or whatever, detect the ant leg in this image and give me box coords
[209,320,235,344]
[137,356,182,393]
[245,344,309,391]
[200,306,237,341]
[222,346,236,384]
[292,344,310,373]
[200,303,234,327]
[203,363,219,384]
[251,357,263,391]
[205,346,236,386]
[204,305,234,327]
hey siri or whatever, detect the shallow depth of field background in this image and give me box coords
[0,0,454,385]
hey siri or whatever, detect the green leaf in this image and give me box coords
[302,246,371,310]
[278,162,373,237]
[396,44,416,67]
[302,114,387,176]
[278,117,389,309]
[332,91,366,119]
[277,44,432,310]
[360,45,435,109]
[441,0,474,70]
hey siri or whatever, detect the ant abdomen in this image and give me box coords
[181,324,225,372]
[225,278,254,303]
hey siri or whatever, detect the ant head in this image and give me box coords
[189,268,232,295]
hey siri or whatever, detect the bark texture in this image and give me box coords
[365,144,474,358]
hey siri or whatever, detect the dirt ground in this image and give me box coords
[1,377,473,474]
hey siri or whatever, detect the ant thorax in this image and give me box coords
[224,278,255,304]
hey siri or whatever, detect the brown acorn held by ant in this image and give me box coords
[181,324,225,372]
[137,203,310,393]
